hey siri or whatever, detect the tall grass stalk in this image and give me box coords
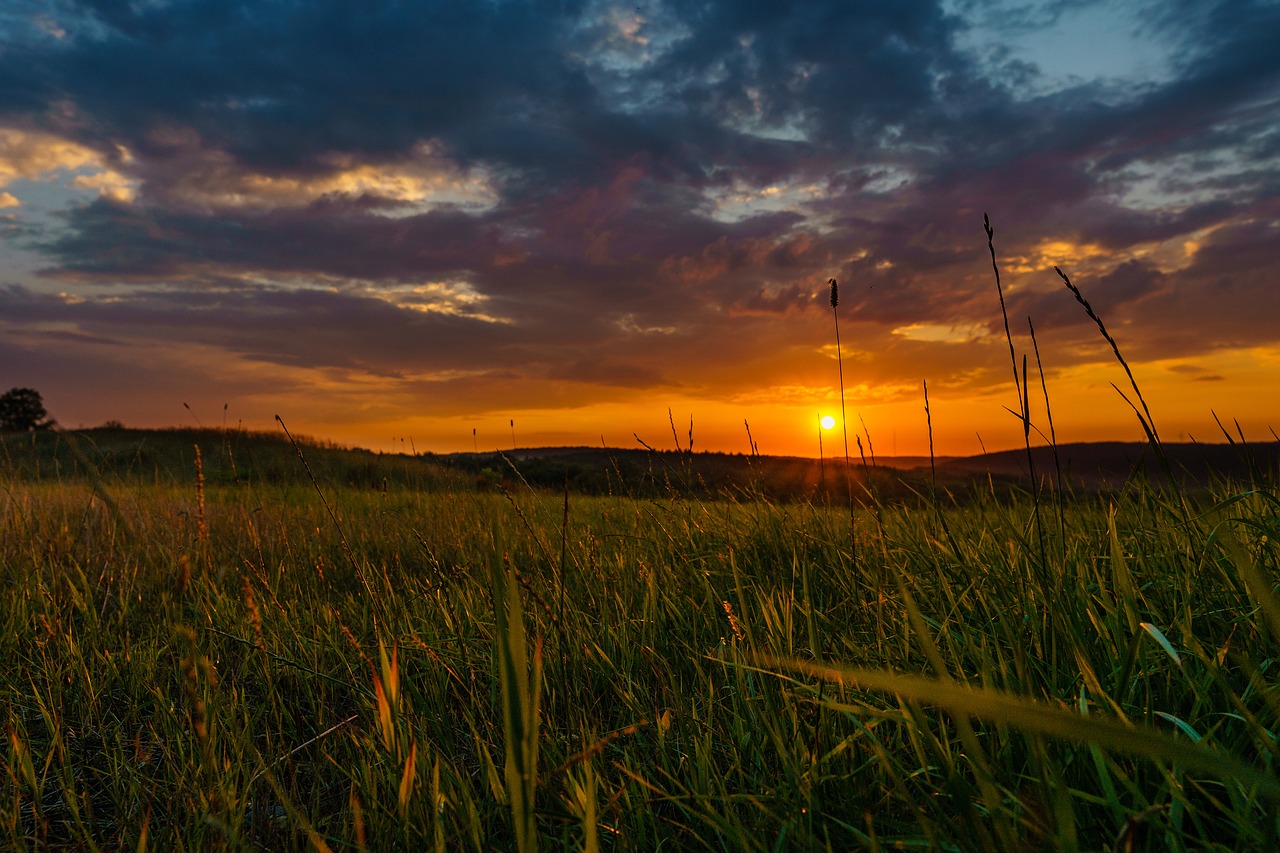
[984,215,1023,404]
[1053,265,1197,538]
[275,414,382,609]
[1054,266,1159,446]
[1028,317,1067,552]
[922,379,956,553]
[984,216,1047,575]
[828,277,857,564]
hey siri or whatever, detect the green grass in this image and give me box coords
[1,427,1278,851]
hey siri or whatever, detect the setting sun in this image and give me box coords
[820,415,836,430]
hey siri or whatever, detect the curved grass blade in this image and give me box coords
[750,655,1280,800]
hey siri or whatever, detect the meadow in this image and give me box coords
[4,225,1279,851]
[2,420,1278,852]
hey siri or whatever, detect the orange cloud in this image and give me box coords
[0,128,135,201]
[157,140,497,212]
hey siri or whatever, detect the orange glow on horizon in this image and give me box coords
[42,340,1280,461]
[289,348,1280,460]
[275,350,1274,458]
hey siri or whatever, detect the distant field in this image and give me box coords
[2,428,1278,850]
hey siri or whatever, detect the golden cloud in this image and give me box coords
[0,127,136,201]
[164,140,498,213]
[359,279,513,324]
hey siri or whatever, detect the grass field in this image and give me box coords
[2,424,1278,851]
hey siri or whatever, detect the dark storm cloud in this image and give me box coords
[42,196,501,280]
[1,0,585,171]
[0,281,527,375]
[1,0,976,187]
[2,0,1279,419]
[644,1,961,145]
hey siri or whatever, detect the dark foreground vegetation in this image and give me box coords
[2,426,1279,851]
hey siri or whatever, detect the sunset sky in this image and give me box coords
[2,0,1278,457]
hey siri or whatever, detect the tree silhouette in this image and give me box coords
[0,387,54,432]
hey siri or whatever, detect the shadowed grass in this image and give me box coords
[1,446,1277,849]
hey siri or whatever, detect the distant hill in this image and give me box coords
[4,428,1274,501]
[0,426,461,490]
[438,439,1278,501]
[934,440,1279,490]
[506,445,953,471]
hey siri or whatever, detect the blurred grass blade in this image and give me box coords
[754,655,1280,800]
[1108,507,1140,632]
[1223,529,1280,645]
[491,553,542,853]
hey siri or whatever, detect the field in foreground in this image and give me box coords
[2,431,1279,851]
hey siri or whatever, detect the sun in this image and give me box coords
[820,415,836,430]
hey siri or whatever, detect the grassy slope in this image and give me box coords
[2,428,1278,850]
[0,427,462,491]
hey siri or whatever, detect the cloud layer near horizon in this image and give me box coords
[2,0,1278,450]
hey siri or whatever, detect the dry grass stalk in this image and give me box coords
[194,443,208,547]
[1054,266,1159,445]
[722,599,745,643]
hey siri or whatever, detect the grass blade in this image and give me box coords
[753,655,1280,800]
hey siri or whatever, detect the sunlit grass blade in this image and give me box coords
[398,738,418,820]
[1139,622,1183,669]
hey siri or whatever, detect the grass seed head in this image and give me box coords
[242,575,265,653]
[828,277,839,308]
[722,600,745,643]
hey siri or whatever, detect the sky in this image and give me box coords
[2,0,1278,457]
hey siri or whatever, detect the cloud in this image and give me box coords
[0,127,134,200]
